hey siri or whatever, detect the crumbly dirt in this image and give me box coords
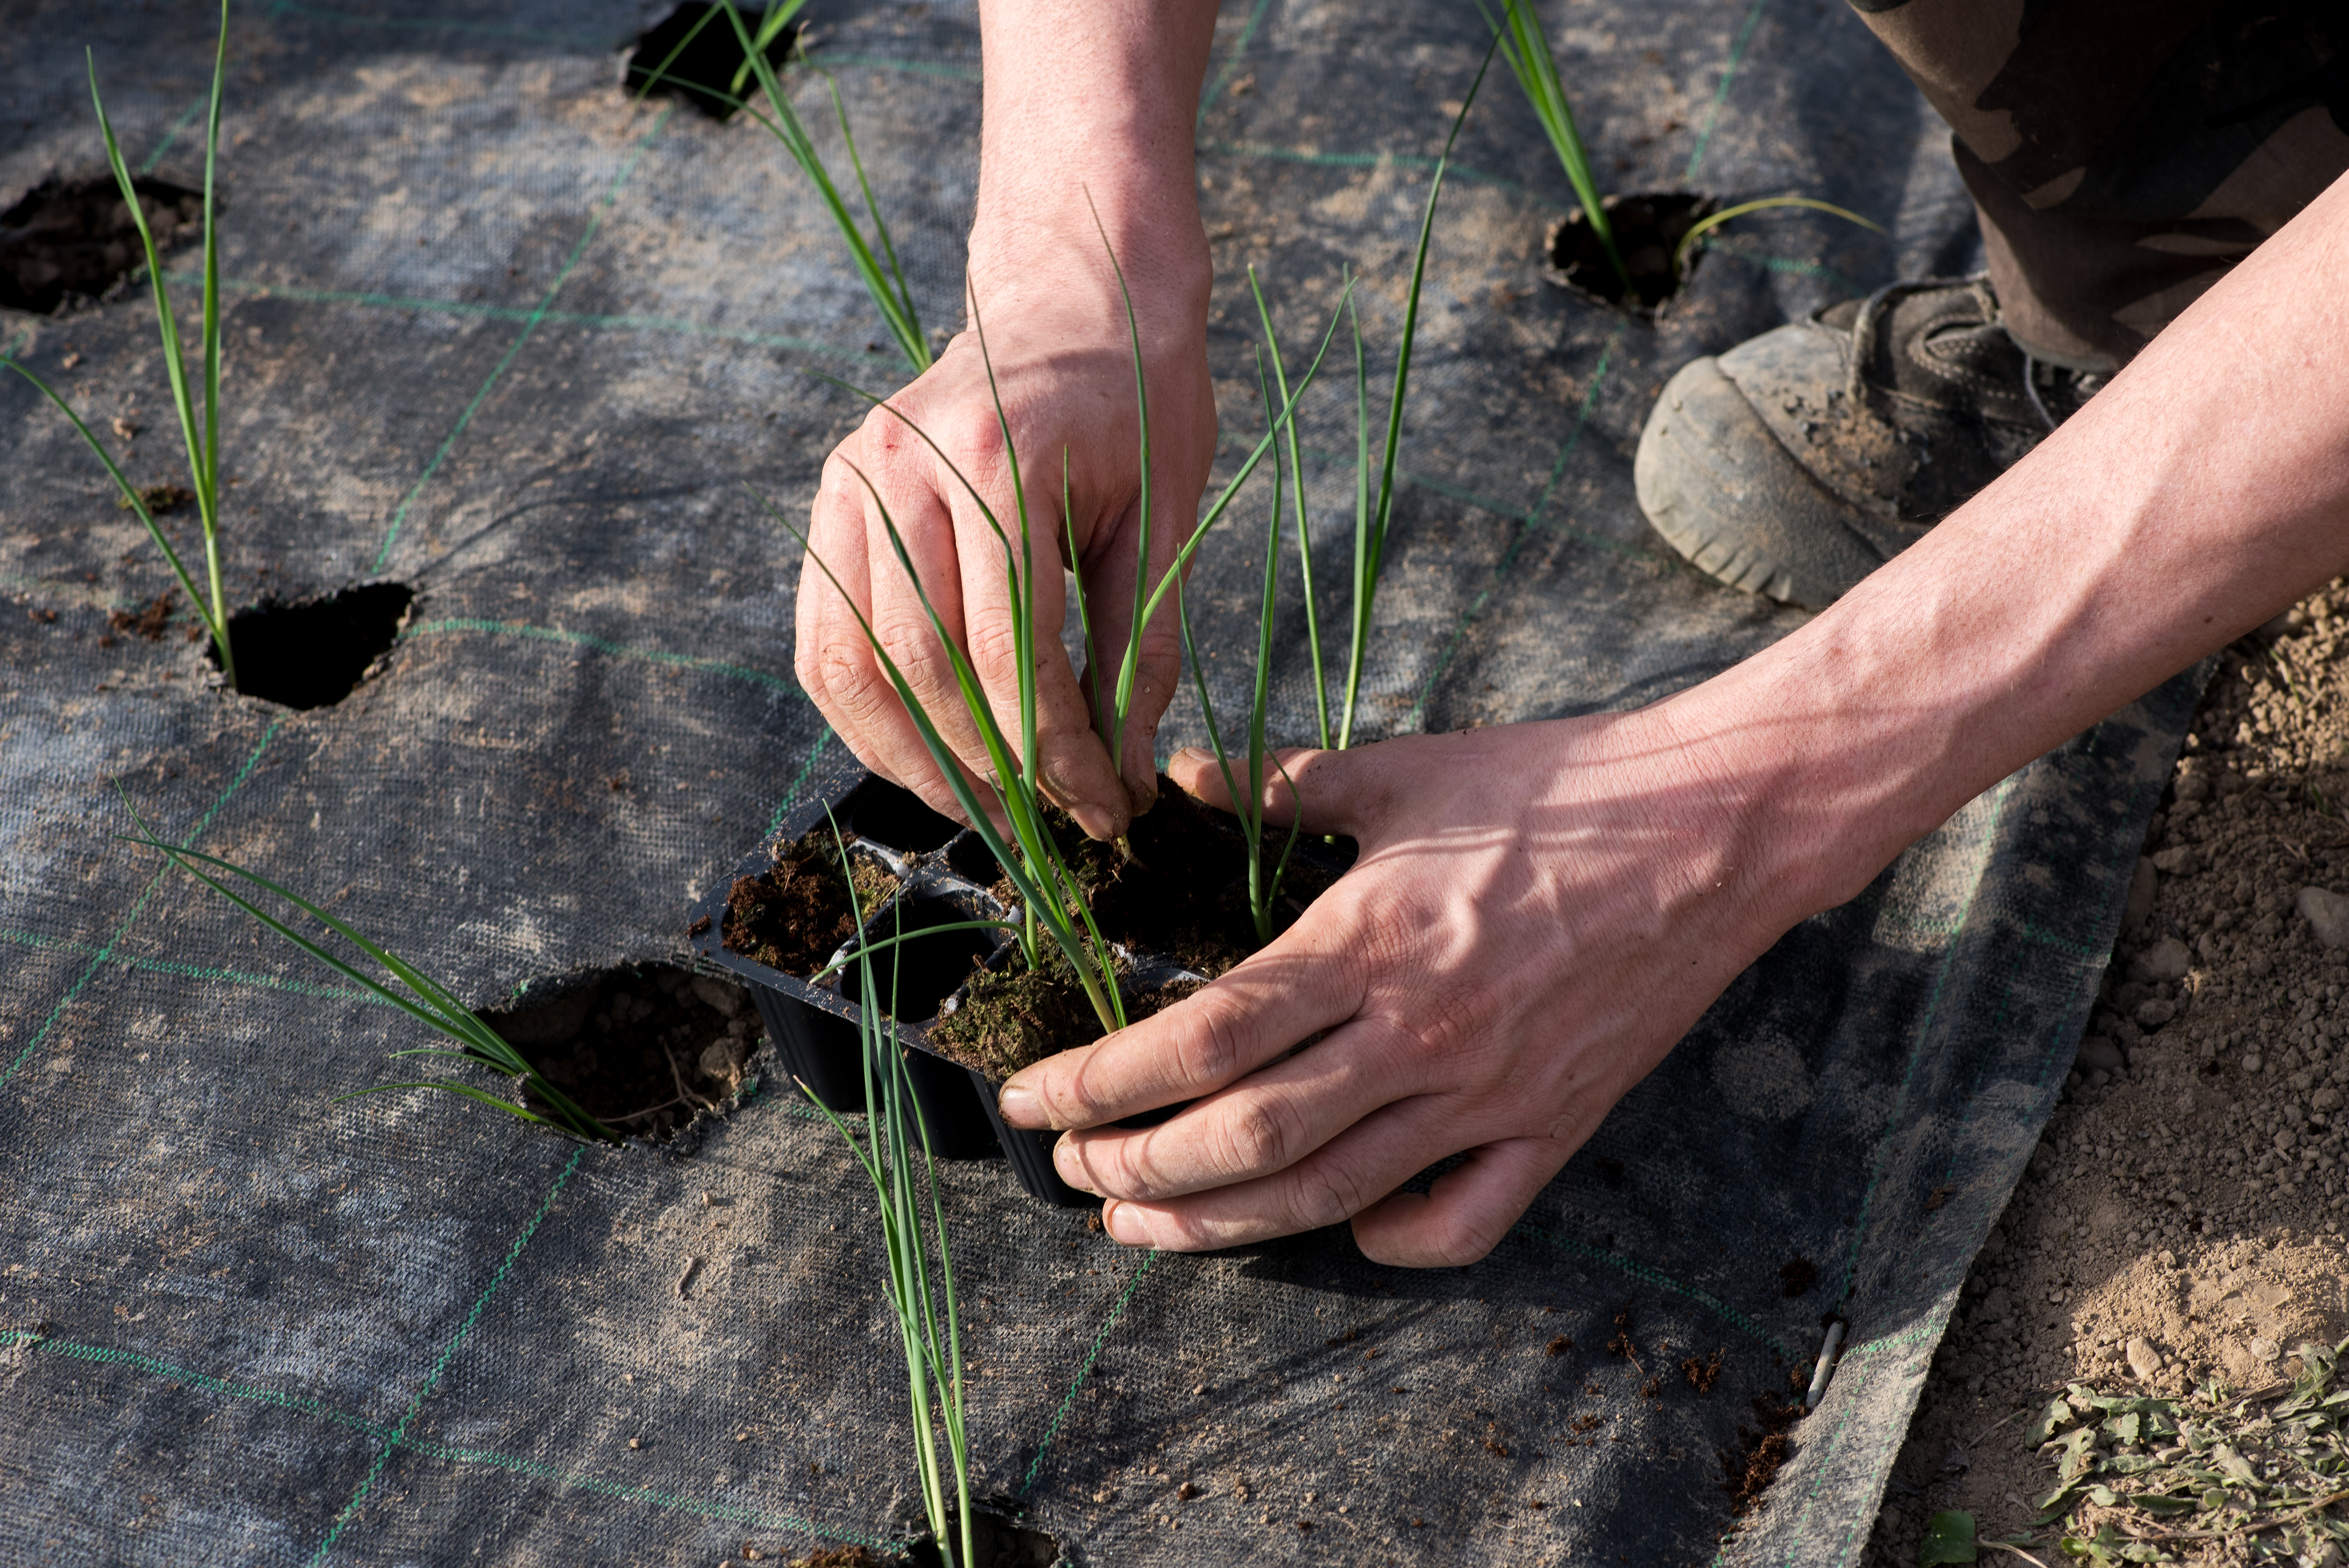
[1868,583,2349,1565]
[926,955,1200,1082]
[1544,190,1714,312]
[0,174,203,314]
[476,964,762,1144]
[723,830,901,978]
[983,779,1340,978]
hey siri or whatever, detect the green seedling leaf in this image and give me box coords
[2212,1444,2260,1485]
[6,0,237,682]
[2029,1397,2078,1446]
[1482,0,1626,293]
[1670,194,1885,279]
[1917,1510,1977,1566]
[2125,1493,2194,1516]
[2103,1411,2142,1447]
[2057,1428,2098,1481]
[2085,1484,2118,1508]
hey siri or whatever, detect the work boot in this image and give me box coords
[1634,276,2106,609]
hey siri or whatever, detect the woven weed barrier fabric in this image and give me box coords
[0,1,2198,1563]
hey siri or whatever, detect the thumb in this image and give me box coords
[1167,740,1406,841]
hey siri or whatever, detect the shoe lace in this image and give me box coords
[1844,277,1974,414]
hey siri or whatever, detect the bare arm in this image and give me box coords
[1000,169,2349,1265]
[795,0,1220,840]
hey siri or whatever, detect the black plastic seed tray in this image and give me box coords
[693,763,1346,1208]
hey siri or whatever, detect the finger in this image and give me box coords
[1095,1093,1463,1254]
[1166,739,1408,841]
[1071,495,1179,818]
[1051,1010,1424,1201]
[943,461,1129,842]
[796,459,939,799]
[995,925,1367,1131]
[1349,1135,1573,1268]
[859,444,995,784]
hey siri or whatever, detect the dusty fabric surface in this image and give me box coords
[0,0,2192,1563]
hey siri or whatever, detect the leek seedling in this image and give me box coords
[1176,350,1304,946]
[1249,47,1492,751]
[1488,0,1628,298]
[774,257,1345,1036]
[798,818,973,1568]
[114,790,616,1143]
[1671,194,1885,280]
[633,0,928,373]
[2,0,240,686]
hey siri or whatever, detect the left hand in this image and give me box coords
[993,711,1800,1266]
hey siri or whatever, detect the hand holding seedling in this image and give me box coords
[1002,170,2349,1262]
[794,0,1221,841]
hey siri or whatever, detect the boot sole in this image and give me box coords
[1635,355,1902,610]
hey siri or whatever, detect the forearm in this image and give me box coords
[1699,169,2349,931]
[970,0,1217,316]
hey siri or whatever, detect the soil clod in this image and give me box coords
[1544,191,1714,312]
[479,963,760,1144]
[725,830,901,979]
[0,174,203,315]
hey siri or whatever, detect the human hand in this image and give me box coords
[992,713,1802,1266]
[792,0,1219,841]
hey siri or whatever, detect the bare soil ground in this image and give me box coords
[1865,586,2349,1566]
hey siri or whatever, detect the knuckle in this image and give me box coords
[1423,1203,1509,1267]
[963,615,1025,683]
[1288,1157,1373,1232]
[1214,1092,1307,1178]
[1175,995,1254,1088]
[876,619,954,698]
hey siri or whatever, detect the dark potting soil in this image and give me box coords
[624,2,801,122]
[478,964,762,1144]
[207,582,414,709]
[987,782,1338,978]
[1720,1392,1807,1515]
[724,830,903,978]
[1544,190,1715,313]
[0,174,203,315]
[927,954,1201,1081]
[906,1506,1061,1568]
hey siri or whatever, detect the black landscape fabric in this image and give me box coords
[0,1,2194,1563]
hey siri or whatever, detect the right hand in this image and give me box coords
[793,232,1215,841]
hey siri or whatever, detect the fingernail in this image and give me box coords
[1053,1135,1094,1192]
[1102,1202,1150,1246]
[1070,800,1120,842]
[1170,746,1210,769]
[997,1079,1045,1129]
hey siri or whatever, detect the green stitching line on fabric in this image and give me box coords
[0,718,282,1093]
[1196,0,1276,125]
[0,926,388,1006]
[165,273,872,365]
[1017,1248,1161,1498]
[1787,1319,1945,1568]
[399,618,797,692]
[1404,327,1622,734]
[306,1145,585,1566]
[5,1331,400,1441]
[816,52,982,85]
[1507,1223,1797,1361]
[266,0,607,46]
[1831,774,2018,1307]
[371,106,672,575]
[1,1328,886,1548]
[1683,0,1772,183]
[766,727,836,838]
[1197,139,1534,199]
[135,93,212,177]
[1699,234,1864,293]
